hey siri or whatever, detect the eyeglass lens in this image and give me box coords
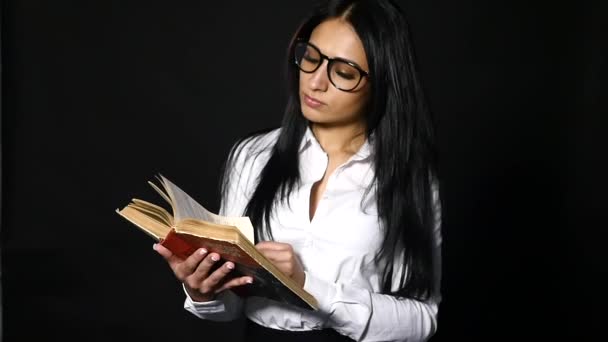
[294,42,362,91]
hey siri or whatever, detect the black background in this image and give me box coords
[2,0,606,340]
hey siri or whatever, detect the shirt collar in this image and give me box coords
[299,125,373,162]
[298,126,315,153]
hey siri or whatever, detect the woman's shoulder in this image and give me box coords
[227,127,281,168]
[233,127,281,155]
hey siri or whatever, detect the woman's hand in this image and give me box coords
[154,243,253,302]
[255,241,306,288]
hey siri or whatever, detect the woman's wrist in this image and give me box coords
[184,284,215,302]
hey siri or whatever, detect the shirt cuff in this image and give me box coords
[182,284,238,314]
[303,271,338,314]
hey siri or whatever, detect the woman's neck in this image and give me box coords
[310,120,367,156]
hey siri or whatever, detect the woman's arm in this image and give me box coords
[304,183,443,342]
[182,133,277,321]
[253,241,440,340]
[303,272,439,341]
[183,286,245,322]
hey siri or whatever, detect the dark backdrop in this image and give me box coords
[2,0,606,341]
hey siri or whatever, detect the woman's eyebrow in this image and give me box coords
[308,40,365,68]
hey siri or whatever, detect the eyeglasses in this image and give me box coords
[293,40,369,92]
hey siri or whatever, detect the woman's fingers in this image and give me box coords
[256,242,296,265]
[198,260,235,292]
[258,248,291,265]
[153,243,182,270]
[155,245,257,298]
[215,276,254,293]
[256,241,292,251]
[258,250,294,275]
[189,252,222,283]
[154,244,213,282]
[173,248,209,280]
[255,241,305,286]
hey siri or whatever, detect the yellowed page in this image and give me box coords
[159,174,255,243]
[131,199,174,227]
[116,206,170,240]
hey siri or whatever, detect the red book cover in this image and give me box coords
[160,229,314,310]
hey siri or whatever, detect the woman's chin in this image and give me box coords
[301,108,326,123]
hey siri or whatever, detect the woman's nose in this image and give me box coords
[307,60,329,91]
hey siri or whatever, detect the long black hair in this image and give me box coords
[221,0,440,301]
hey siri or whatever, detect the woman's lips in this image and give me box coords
[303,94,325,109]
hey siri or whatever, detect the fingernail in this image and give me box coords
[211,254,219,261]
[152,243,158,251]
[198,248,208,255]
[226,262,234,270]
[246,278,253,284]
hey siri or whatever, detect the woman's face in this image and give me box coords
[299,18,370,127]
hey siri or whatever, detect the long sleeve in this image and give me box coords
[183,286,244,322]
[182,127,444,339]
[301,181,443,342]
[182,132,277,322]
[303,273,439,342]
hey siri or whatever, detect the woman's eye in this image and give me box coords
[336,70,356,80]
[303,55,320,64]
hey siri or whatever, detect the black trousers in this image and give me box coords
[244,319,355,342]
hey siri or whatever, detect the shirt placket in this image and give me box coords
[303,144,329,251]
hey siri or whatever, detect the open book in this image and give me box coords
[116,175,318,311]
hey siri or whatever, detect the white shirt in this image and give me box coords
[183,127,442,342]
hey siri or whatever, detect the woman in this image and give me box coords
[154,0,442,341]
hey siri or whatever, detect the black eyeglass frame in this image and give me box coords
[293,40,370,92]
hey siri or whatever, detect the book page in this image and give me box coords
[131,199,174,227]
[159,175,255,243]
[148,180,172,206]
